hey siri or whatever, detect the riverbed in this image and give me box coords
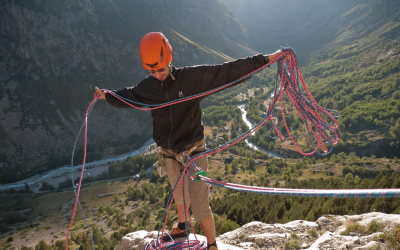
[237,104,281,158]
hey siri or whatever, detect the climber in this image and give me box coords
[95,32,286,250]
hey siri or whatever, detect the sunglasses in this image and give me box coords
[148,67,167,75]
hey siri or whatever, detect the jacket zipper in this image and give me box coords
[164,83,174,149]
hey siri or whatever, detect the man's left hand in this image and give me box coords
[268,50,289,64]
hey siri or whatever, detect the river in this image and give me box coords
[0,138,156,191]
[237,104,281,158]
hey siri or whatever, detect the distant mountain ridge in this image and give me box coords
[220,0,381,58]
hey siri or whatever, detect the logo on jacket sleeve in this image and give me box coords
[179,91,183,97]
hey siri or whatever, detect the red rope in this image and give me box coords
[66,96,98,250]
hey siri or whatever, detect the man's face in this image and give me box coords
[149,65,170,81]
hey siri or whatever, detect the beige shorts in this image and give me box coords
[160,141,212,222]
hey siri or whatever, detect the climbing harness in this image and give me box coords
[66,48,399,250]
[156,146,166,178]
[178,137,205,165]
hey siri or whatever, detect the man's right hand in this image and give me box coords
[95,87,106,100]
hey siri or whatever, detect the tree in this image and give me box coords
[78,233,92,250]
[391,118,400,138]
[231,122,236,132]
[354,175,361,186]
[343,173,354,187]
[339,123,345,131]
[108,163,121,177]
[241,123,248,132]
[219,219,240,234]
[340,131,347,142]
[156,186,164,197]
[140,169,147,179]
[231,130,238,139]
[127,187,142,200]
[35,240,52,250]
[342,166,353,176]
[150,170,159,183]
[113,194,119,203]
[231,160,239,173]
[149,193,158,204]
[354,167,366,178]
[54,240,67,250]
[248,157,256,171]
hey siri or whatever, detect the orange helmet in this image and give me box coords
[140,32,172,70]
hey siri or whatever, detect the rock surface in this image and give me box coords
[115,212,400,250]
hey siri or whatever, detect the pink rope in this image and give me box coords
[66,97,97,250]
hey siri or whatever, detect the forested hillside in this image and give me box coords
[217,0,400,158]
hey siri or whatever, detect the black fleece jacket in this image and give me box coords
[105,54,267,150]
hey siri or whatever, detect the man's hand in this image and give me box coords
[95,87,106,100]
[268,50,289,64]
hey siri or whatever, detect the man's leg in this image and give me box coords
[177,196,216,244]
[176,203,216,245]
[200,214,216,244]
[176,204,186,223]
[163,156,191,240]
[186,142,216,245]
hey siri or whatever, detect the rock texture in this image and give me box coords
[115,212,399,250]
[114,231,243,250]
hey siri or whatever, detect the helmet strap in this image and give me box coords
[168,64,175,80]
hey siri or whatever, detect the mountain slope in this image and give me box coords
[222,0,400,157]
[220,0,380,59]
[0,0,256,184]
